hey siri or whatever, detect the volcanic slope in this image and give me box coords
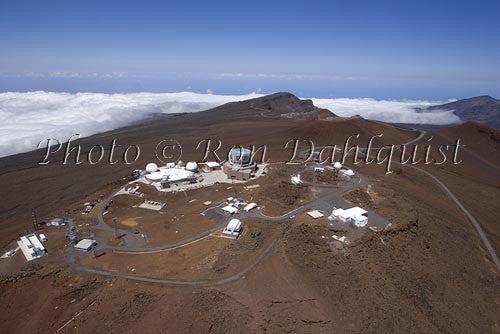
[0,93,500,333]
[0,92,416,245]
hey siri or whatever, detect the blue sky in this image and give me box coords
[0,0,499,99]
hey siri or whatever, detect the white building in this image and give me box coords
[333,162,342,170]
[291,174,302,185]
[307,210,324,219]
[244,203,257,212]
[17,234,47,261]
[50,218,66,226]
[146,166,195,182]
[340,169,355,177]
[222,205,238,215]
[314,167,325,173]
[74,239,97,252]
[222,219,242,238]
[329,206,368,227]
[205,161,221,170]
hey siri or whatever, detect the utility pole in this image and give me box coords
[31,210,38,231]
[113,218,118,238]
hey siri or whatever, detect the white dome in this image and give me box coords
[145,163,158,173]
[186,161,198,171]
[334,162,342,170]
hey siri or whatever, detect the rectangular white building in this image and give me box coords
[74,239,97,252]
[307,210,324,219]
[244,203,257,212]
[17,233,47,261]
[222,205,238,214]
[205,161,221,170]
[340,169,355,177]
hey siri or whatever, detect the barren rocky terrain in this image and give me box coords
[0,93,499,333]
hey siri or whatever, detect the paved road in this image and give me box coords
[74,124,499,285]
[407,164,500,271]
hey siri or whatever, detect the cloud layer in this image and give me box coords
[0,91,260,157]
[0,91,459,157]
[311,97,460,125]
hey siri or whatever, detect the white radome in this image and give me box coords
[185,161,198,172]
[145,163,159,173]
[334,162,342,170]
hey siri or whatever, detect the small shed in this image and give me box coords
[340,169,355,177]
[206,161,221,170]
[222,205,238,215]
[50,218,66,226]
[244,203,257,212]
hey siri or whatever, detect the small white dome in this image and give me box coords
[334,162,342,169]
[145,163,158,173]
[186,161,198,171]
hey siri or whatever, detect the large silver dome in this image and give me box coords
[228,147,253,166]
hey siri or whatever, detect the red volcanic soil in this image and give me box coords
[0,93,416,246]
[0,93,499,333]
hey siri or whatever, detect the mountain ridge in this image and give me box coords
[422,95,500,128]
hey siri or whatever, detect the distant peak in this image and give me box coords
[249,92,316,114]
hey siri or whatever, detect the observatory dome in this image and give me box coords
[334,162,342,170]
[145,163,159,173]
[228,147,253,166]
[185,161,198,172]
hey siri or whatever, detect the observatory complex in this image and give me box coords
[144,162,198,189]
[136,147,267,194]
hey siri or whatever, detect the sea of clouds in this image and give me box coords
[0,91,460,157]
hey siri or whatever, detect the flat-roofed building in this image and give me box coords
[205,161,221,171]
[222,205,238,215]
[307,210,324,219]
[74,239,97,252]
[17,233,47,261]
[329,206,368,227]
